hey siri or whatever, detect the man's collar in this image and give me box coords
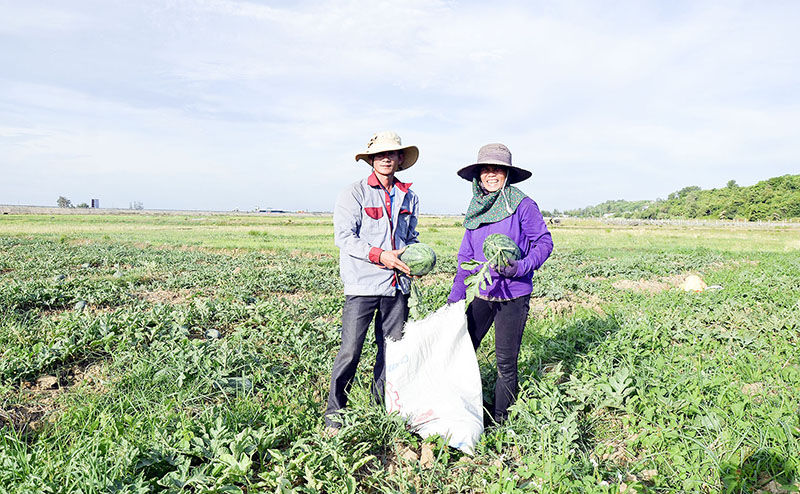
[367,171,412,193]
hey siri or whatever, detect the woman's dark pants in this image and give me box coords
[325,293,407,428]
[466,295,530,423]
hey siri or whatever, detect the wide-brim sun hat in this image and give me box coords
[457,143,532,184]
[355,131,419,171]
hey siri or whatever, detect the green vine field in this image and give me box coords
[1,214,798,493]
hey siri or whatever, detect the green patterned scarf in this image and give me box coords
[463,178,527,230]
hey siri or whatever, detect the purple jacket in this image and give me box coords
[448,197,553,301]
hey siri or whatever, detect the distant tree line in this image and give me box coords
[56,197,143,210]
[544,199,653,219]
[546,174,800,221]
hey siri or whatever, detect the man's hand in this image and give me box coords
[380,248,411,275]
[494,258,519,278]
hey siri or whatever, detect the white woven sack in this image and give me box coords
[384,300,484,454]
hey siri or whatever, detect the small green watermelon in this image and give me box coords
[400,243,437,276]
[482,234,521,266]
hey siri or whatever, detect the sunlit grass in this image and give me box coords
[1,214,798,492]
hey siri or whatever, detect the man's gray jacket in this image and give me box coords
[333,172,419,296]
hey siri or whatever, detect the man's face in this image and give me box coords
[371,150,404,177]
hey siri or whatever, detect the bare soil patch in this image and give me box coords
[529,293,606,318]
[590,414,643,470]
[41,304,117,320]
[707,259,760,270]
[384,442,438,476]
[66,238,95,247]
[418,272,452,287]
[135,288,197,304]
[273,291,314,303]
[1,362,110,434]
[0,403,51,434]
[612,259,758,295]
[612,274,686,294]
[741,382,765,396]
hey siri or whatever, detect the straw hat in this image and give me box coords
[355,131,419,171]
[457,143,532,183]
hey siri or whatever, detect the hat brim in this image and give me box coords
[457,163,532,184]
[355,145,419,171]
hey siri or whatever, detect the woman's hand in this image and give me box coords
[494,259,519,278]
[380,248,411,275]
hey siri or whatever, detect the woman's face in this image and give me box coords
[479,165,507,192]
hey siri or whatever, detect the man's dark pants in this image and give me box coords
[325,292,408,428]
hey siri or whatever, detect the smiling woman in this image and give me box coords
[479,165,507,193]
[448,142,553,424]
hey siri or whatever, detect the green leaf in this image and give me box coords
[345,475,357,494]
[351,454,375,472]
[460,260,482,270]
[465,283,479,308]
[482,265,493,287]
[408,281,424,321]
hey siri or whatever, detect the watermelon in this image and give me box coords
[401,243,437,276]
[482,234,521,266]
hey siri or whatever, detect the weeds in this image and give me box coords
[1,218,799,493]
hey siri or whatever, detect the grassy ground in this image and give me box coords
[1,214,798,493]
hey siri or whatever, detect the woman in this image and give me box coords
[447,143,553,423]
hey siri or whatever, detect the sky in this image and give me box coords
[1,0,798,214]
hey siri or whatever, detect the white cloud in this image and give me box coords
[0,4,90,34]
[1,0,799,212]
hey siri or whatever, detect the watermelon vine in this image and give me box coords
[399,243,437,320]
[460,234,521,307]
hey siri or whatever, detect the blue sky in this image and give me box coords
[1,0,798,214]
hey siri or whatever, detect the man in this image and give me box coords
[325,131,421,433]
